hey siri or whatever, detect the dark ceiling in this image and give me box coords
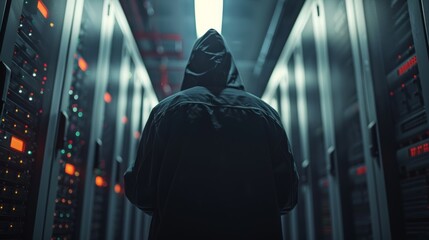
[120,0,304,101]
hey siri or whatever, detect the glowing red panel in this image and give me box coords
[65,163,75,176]
[10,136,25,152]
[78,57,88,72]
[356,166,367,176]
[409,142,429,157]
[398,55,417,76]
[37,0,49,19]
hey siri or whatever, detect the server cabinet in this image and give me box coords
[301,14,333,240]
[89,19,124,240]
[278,2,336,239]
[359,0,429,239]
[264,0,391,239]
[103,50,134,240]
[323,0,375,239]
[0,0,75,239]
[269,79,297,240]
[106,45,129,240]
[285,53,308,240]
[42,0,115,239]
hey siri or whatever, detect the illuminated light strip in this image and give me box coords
[10,136,25,152]
[356,166,367,176]
[37,0,49,19]
[78,57,88,72]
[65,163,75,176]
[398,55,417,76]
[409,142,429,157]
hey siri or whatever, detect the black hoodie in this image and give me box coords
[124,29,298,240]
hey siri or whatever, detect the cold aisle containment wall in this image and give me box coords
[0,0,158,239]
[263,0,429,239]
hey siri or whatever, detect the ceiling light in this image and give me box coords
[194,0,223,38]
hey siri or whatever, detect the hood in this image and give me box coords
[181,29,245,91]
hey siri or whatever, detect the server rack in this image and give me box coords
[263,0,402,239]
[0,0,75,239]
[42,0,114,238]
[360,0,429,239]
[43,0,115,238]
[266,2,337,239]
[323,0,375,239]
[0,0,157,239]
[89,19,124,240]
[104,1,158,239]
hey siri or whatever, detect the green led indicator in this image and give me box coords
[27,151,32,155]
[78,112,83,117]
[61,149,66,154]
[75,131,80,137]
[68,144,73,149]
[72,107,78,112]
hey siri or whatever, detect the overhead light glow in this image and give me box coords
[194,0,223,38]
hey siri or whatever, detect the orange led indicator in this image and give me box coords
[10,136,25,152]
[114,184,121,194]
[65,163,75,176]
[95,176,104,187]
[78,57,88,72]
[37,0,49,19]
[104,92,112,103]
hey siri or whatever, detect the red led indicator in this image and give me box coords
[10,136,25,152]
[65,163,75,176]
[398,55,417,76]
[37,0,49,19]
[104,92,112,103]
[134,131,141,139]
[78,57,88,72]
[122,116,128,124]
[409,142,429,157]
[322,179,329,188]
[356,166,367,176]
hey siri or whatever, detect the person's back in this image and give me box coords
[124,29,299,240]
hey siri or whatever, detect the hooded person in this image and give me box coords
[124,29,299,240]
